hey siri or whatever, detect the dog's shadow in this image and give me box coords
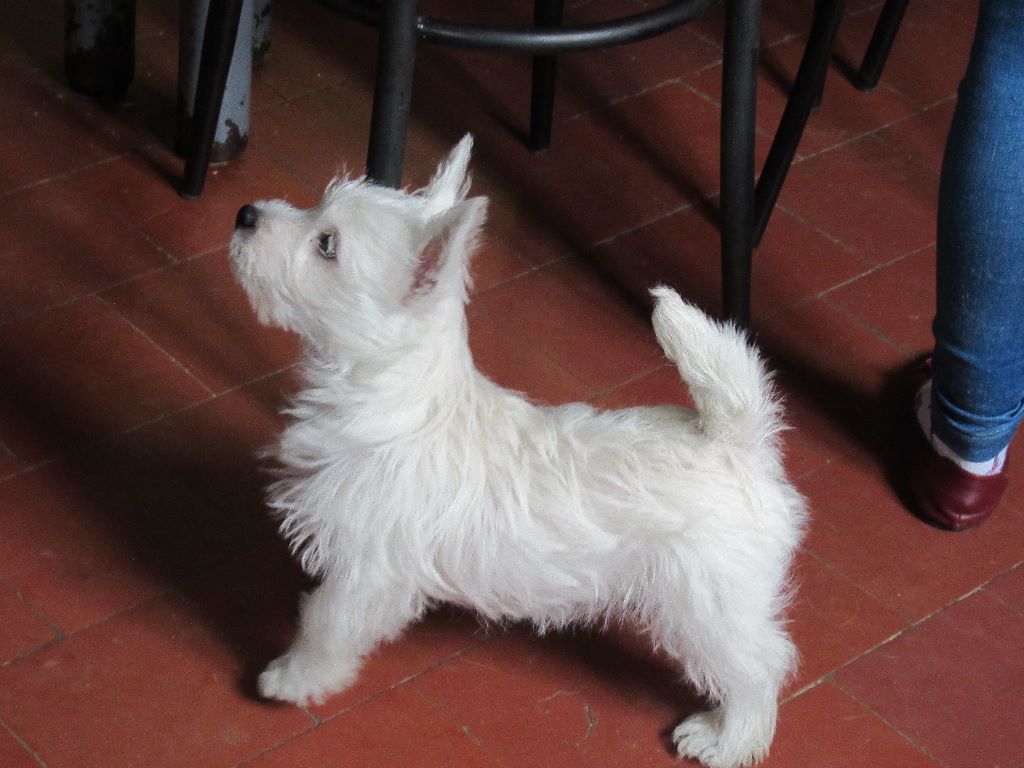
[0,351,312,685]
[470,619,710,755]
[554,627,710,755]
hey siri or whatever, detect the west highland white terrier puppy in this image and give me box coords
[230,135,806,768]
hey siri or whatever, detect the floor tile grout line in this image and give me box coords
[0,576,65,666]
[251,75,368,120]
[587,362,678,404]
[0,151,134,200]
[528,193,921,334]
[0,440,18,465]
[747,217,935,334]
[788,555,1024,696]
[473,283,661,399]
[471,226,932,401]
[0,718,48,768]
[780,554,1024,766]
[247,144,336,197]
[812,239,939,351]
[0,167,190,335]
[0,585,179,669]
[228,631,495,768]
[773,550,911,706]
[831,682,951,768]
[0,266,163,333]
[586,199,700,252]
[3,56,195,195]
[849,2,888,17]
[772,203,864,255]
[493,88,952,284]
[318,632,495,729]
[783,93,958,169]
[0,235,240,334]
[406,685,514,768]
[823,287,931,357]
[108,361,296,446]
[983,558,1024,619]
[229,723,320,768]
[121,218,184,265]
[6,133,321,337]
[485,192,922,340]
[815,241,936,302]
[119,360,300,440]
[0,360,298,487]
[91,293,218,397]
[797,544,908,627]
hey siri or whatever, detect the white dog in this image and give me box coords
[230,136,806,768]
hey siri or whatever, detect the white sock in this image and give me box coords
[915,381,1007,477]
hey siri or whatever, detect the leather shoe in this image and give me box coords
[910,449,1008,531]
[907,363,1008,531]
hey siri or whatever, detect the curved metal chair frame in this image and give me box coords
[183,0,846,326]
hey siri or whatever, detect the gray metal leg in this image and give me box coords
[178,0,254,167]
[180,0,250,198]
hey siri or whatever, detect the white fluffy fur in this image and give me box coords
[229,135,807,768]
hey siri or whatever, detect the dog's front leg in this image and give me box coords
[258,572,422,706]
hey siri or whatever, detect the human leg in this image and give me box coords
[911,0,1024,529]
[931,0,1024,463]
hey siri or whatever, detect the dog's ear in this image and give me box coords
[407,195,488,303]
[422,134,474,215]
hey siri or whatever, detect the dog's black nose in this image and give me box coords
[235,204,260,229]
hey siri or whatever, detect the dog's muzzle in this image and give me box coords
[236,204,260,230]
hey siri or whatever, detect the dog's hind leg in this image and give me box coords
[258,571,423,706]
[657,594,795,767]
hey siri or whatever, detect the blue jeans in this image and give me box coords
[932,0,1024,461]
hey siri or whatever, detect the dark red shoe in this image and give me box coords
[907,362,1008,531]
[910,449,1008,531]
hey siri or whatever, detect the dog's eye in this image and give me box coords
[316,231,337,259]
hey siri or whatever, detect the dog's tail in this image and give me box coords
[650,286,782,448]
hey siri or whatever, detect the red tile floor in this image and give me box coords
[1,0,1022,766]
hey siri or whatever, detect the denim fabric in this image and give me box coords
[932,0,1024,461]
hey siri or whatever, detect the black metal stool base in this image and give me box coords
[184,0,845,327]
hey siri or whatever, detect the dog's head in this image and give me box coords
[230,135,487,352]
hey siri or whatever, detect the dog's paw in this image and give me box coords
[673,709,767,768]
[257,652,357,706]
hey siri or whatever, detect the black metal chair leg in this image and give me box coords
[181,0,246,199]
[720,0,761,327]
[808,0,842,113]
[529,0,564,151]
[810,54,827,112]
[753,0,845,247]
[856,0,909,91]
[810,76,825,113]
[366,0,418,187]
